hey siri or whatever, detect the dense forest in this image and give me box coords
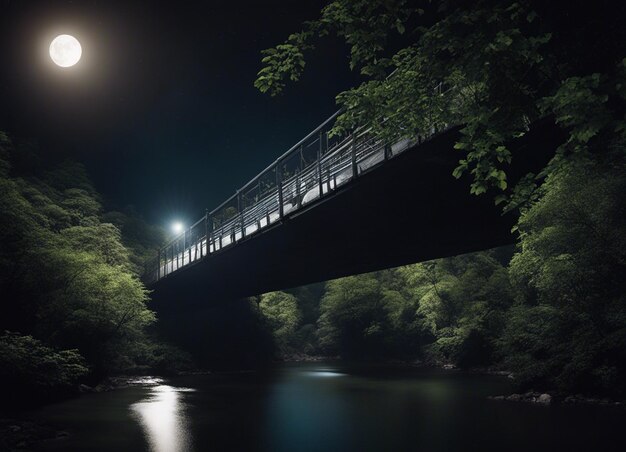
[256,153,626,397]
[158,147,626,399]
[250,0,626,399]
[4,127,624,404]
[1,0,626,411]
[0,134,191,405]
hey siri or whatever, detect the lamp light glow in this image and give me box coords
[172,222,184,234]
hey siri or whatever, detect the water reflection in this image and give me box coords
[130,385,194,452]
[302,369,346,378]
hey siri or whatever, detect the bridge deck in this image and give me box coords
[148,118,559,307]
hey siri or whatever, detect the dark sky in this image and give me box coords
[0,0,357,228]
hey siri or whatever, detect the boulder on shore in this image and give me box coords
[489,391,552,405]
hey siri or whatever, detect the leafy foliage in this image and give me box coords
[0,135,175,389]
[0,332,88,403]
[258,291,301,352]
[262,250,514,365]
[255,0,626,210]
[503,152,626,395]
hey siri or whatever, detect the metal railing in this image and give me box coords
[143,88,450,284]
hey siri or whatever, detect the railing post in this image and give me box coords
[296,169,301,208]
[327,166,331,192]
[203,209,208,257]
[384,143,391,160]
[351,132,358,178]
[168,245,172,275]
[276,165,284,219]
[183,229,187,265]
[237,190,245,239]
[188,229,192,263]
[318,131,324,196]
[157,248,161,281]
[208,211,214,254]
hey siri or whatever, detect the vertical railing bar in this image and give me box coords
[277,166,284,219]
[238,190,244,239]
[318,130,324,197]
[186,229,190,264]
[203,210,207,258]
[296,169,301,209]
[351,132,358,178]
[157,248,161,281]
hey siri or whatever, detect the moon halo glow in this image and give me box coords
[49,34,82,67]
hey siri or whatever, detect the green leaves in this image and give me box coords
[504,154,626,394]
[0,135,161,377]
[539,73,615,156]
[255,0,420,94]
[255,0,626,215]
[259,291,301,350]
[452,160,468,179]
[0,332,88,392]
[254,30,315,96]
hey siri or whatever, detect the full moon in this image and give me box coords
[49,34,82,67]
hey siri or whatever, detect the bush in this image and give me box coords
[0,332,88,405]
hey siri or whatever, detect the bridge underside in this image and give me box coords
[150,122,560,308]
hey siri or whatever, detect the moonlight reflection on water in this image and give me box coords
[130,385,194,452]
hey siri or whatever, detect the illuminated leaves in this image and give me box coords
[256,0,626,213]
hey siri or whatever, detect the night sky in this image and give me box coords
[0,0,357,228]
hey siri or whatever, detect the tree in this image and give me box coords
[0,133,164,381]
[255,0,626,210]
[395,252,514,366]
[102,208,165,273]
[0,332,88,404]
[317,274,388,358]
[504,152,626,395]
[259,291,301,353]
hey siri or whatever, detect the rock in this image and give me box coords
[507,393,522,402]
[78,384,93,393]
[442,364,456,370]
[9,424,21,433]
[536,393,552,405]
[488,395,506,401]
[93,384,111,392]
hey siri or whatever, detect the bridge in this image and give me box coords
[145,109,559,307]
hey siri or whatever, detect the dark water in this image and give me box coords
[32,363,626,452]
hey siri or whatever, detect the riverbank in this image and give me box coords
[0,418,68,451]
[0,376,176,451]
[489,391,625,407]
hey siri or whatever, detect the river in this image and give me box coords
[31,362,626,451]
